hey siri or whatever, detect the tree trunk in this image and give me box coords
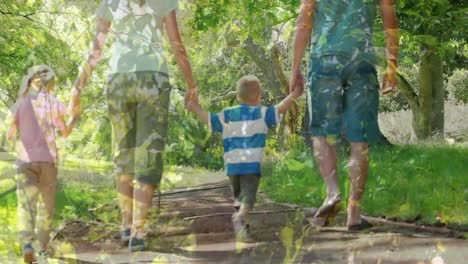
[429,51,444,137]
[414,47,444,139]
[398,46,445,140]
[418,48,435,139]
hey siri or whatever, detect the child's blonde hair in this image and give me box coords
[237,75,261,103]
[19,65,56,97]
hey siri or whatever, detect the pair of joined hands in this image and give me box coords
[184,89,199,112]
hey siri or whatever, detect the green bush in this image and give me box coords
[165,97,224,170]
[261,143,468,226]
[378,67,413,112]
[447,69,468,104]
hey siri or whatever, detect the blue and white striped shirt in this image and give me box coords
[209,104,280,176]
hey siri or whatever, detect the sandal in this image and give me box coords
[312,196,342,227]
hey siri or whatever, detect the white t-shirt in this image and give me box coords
[97,0,179,74]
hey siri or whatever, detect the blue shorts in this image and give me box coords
[307,55,380,142]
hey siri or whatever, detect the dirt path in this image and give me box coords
[47,170,468,264]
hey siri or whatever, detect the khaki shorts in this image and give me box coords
[106,71,171,186]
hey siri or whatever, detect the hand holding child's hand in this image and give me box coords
[186,100,198,112]
[381,68,398,95]
[289,70,305,94]
[185,91,200,112]
[184,89,198,107]
[292,80,305,98]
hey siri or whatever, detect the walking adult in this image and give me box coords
[289,0,399,229]
[68,0,197,250]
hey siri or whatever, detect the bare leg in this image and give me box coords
[116,174,134,229]
[313,137,340,199]
[132,181,155,239]
[347,142,369,226]
[311,137,342,226]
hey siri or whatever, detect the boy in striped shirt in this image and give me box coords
[186,75,303,242]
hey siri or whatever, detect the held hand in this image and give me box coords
[381,69,398,95]
[185,100,199,113]
[289,70,305,94]
[293,80,305,98]
[184,89,198,107]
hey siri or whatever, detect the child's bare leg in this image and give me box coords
[132,181,155,238]
[228,176,241,210]
[347,142,369,226]
[313,137,340,199]
[116,174,134,229]
[36,164,57,251]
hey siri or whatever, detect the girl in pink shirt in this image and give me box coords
[8,65,73,262]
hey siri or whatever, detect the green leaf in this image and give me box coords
[284,158,305,171]
[414,35,439,47]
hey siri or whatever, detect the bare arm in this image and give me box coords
[164,11,197,104]
[55,115,73,139]
[277,89,303,114]
[69,18,110,117]
[380,0,399,94]
[74,18,110,92]
[186,93,209,125]
[289,0,316,93]
[7,120,17,140]
[188,103,209,125]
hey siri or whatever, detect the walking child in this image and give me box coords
[8,65,74,262]
[186,75,303,242]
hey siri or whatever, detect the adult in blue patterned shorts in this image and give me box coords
[68,0,197,251]
[289,0,399,230]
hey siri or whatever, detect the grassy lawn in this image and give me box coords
[260,144,468,228]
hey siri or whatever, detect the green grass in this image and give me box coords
[260,144,468,227]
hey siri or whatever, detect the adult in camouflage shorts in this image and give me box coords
[106,72,171,186]
[290,0,399,230]
[68,0,197,251]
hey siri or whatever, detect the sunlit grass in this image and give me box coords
[261,144,468,227]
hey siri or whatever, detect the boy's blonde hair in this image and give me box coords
[236,75,261,103]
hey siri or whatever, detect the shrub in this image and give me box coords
[447,69,468,104]
[378,66,413,112]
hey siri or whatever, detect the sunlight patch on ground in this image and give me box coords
[162,166,225,190]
